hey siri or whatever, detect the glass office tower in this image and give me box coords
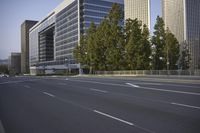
[29,0,123,75]
[162,0,200,70]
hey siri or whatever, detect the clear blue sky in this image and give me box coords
[0,0,161,59]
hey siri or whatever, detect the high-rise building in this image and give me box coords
[21,20,38,74]
[162,0,200,70]
[29,0,123,75]
[8,53,21,75]
[124,0,150,29]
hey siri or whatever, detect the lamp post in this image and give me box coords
[43,63,46,75]
[65,58,71,75]
[151,44,156,70]
[166,37,169,72]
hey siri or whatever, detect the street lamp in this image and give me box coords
[65,58,71,75]
[166,40,169,71]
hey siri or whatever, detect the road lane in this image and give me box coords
[43,77,200,107]
[24,77,200,132]
[67,77,200,93]
[0,80,144,133]
[0,76,200,133]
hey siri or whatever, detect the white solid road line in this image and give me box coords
[126,83,140,88]
[141,86,200,96]
[94,110,134,126]
[126,83,200,96]
[43,92,55,97]
[171,102,200,110]
[90,88,108,93]
[165,84,200,89]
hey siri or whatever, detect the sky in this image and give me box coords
[0,0,161,59]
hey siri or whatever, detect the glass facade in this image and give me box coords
[29,28,39,66]
[55,0,78,61]
[162,0,200,70]
[39,25,54,62]
[29,13,55,66]
[80,0,112,34]
[185,0,200,70]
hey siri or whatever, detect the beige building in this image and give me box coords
[162,0,184,47]
[162,0,200,70]
[21,20,38,74]
[124,0,150,29]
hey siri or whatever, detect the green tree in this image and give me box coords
[74,3,124,71]
[73,35,87,65]
[105,3,124,70]
[125,18,142,70]
[139,24,151,69]
[165,28,180,70]
[179,41,190,70]
[86,22,97,73]
[151,16,166,70]
[0,64,9,74]
[96,19,111,70]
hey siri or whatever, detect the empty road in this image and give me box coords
[0,76,200,133]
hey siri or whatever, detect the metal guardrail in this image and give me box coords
[95,70,200,76]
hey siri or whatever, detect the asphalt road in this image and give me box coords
[0,76,200,133]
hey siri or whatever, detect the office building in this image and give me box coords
[8,53,21,74]
[162,0,200,70]
[29,0,123,75]
[21,20,38,74]
[124,0,150,29]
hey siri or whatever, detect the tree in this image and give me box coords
[105,3,124,70]
[151,16,166,70]
[74,3,124,71]
[165,28,180,70]
[0,64,9,74]
[125,20,151,70]
[139,24,151,70]
[73,35,87,65]
[179,41,190,70]
[125,18,142,70]
[86,22,98,73]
